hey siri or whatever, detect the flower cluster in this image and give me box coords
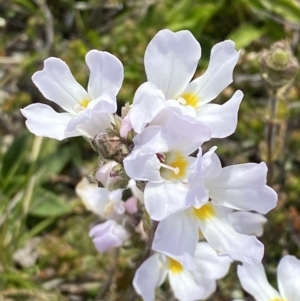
[22,29,285,301]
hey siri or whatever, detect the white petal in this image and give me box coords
[194,242,232,279]
[95,161,121,189]
[66,109,114,138]
[165,99,197,118]
[277,255,300,301]
[206,161,278,214]
[32,57,89,114]
[20,103,81,140]
[145,29,201,99]
[169,269,216,301]
[186,40,240,105]
[161,111,211,154]
[128,179,144,204]
[187,147,217,208]
[237,263,282,301]
[152,211,198,270]
[195,90,243,138]
[229,211,267,237]
[86,50,124,99]
[123,149,162,182]
[145,181,190,220]
[133,254,167,301]
[132,125,171,154]
[75,178,109,216]
[151,106,190,126]
[133,110,210,156]
[88,92,117,113]
[130,82,166,133]
[195,203,264,264]
[205,151,222,180]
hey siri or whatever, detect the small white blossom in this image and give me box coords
[133,242,232,301]
[21,50,123,140]
[129,29,243,138]
[124,110,211,220]
[153,203,264,269]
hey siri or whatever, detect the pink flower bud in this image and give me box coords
[124,196,138,214]
[89,220,128,252]
[95,161,121,188]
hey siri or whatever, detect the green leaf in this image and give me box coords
[30,188,73,217]
[260,0,300,23]
[1,133,29,179]
[228,24,266,49]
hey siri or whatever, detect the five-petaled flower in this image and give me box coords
[129,29,243,139]
[21,50,123,140]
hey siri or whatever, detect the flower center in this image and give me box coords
[74,98,91,113]
[193,203,215,220]
[159,163,180,175]
[80,98,91,108]
[158,151,188,180]
[168,258,183,273]
[180,92,200,108]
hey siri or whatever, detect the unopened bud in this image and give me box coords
[92,129,130,163]
[89,220,129,253]
[259,40,299,88]
[95,161,122,188]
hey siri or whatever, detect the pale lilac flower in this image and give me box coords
[89,220,128,253]
[133,242,232,301]
[21,50,123,140]
[124,111,211,221]
[129,29,243,138]
[238,255,300,301]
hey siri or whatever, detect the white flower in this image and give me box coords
[129,29,243,138]
[21,50,123,140]
[75,177,125,220]
[237,255,300,301]
[89,220,128,253]
[124,110,211,220]
[188,146,278,214]
[147,146,276,268]
[153,203,264,269]
[133,242,232,301]
[76,177,144,219]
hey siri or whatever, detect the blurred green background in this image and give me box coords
[1,0,300,300]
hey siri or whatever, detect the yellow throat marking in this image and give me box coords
[181,92,199,108]
[80,98,90,108]
[162,151,188,180]
[193,203,215,221]
[169,258,183,274]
